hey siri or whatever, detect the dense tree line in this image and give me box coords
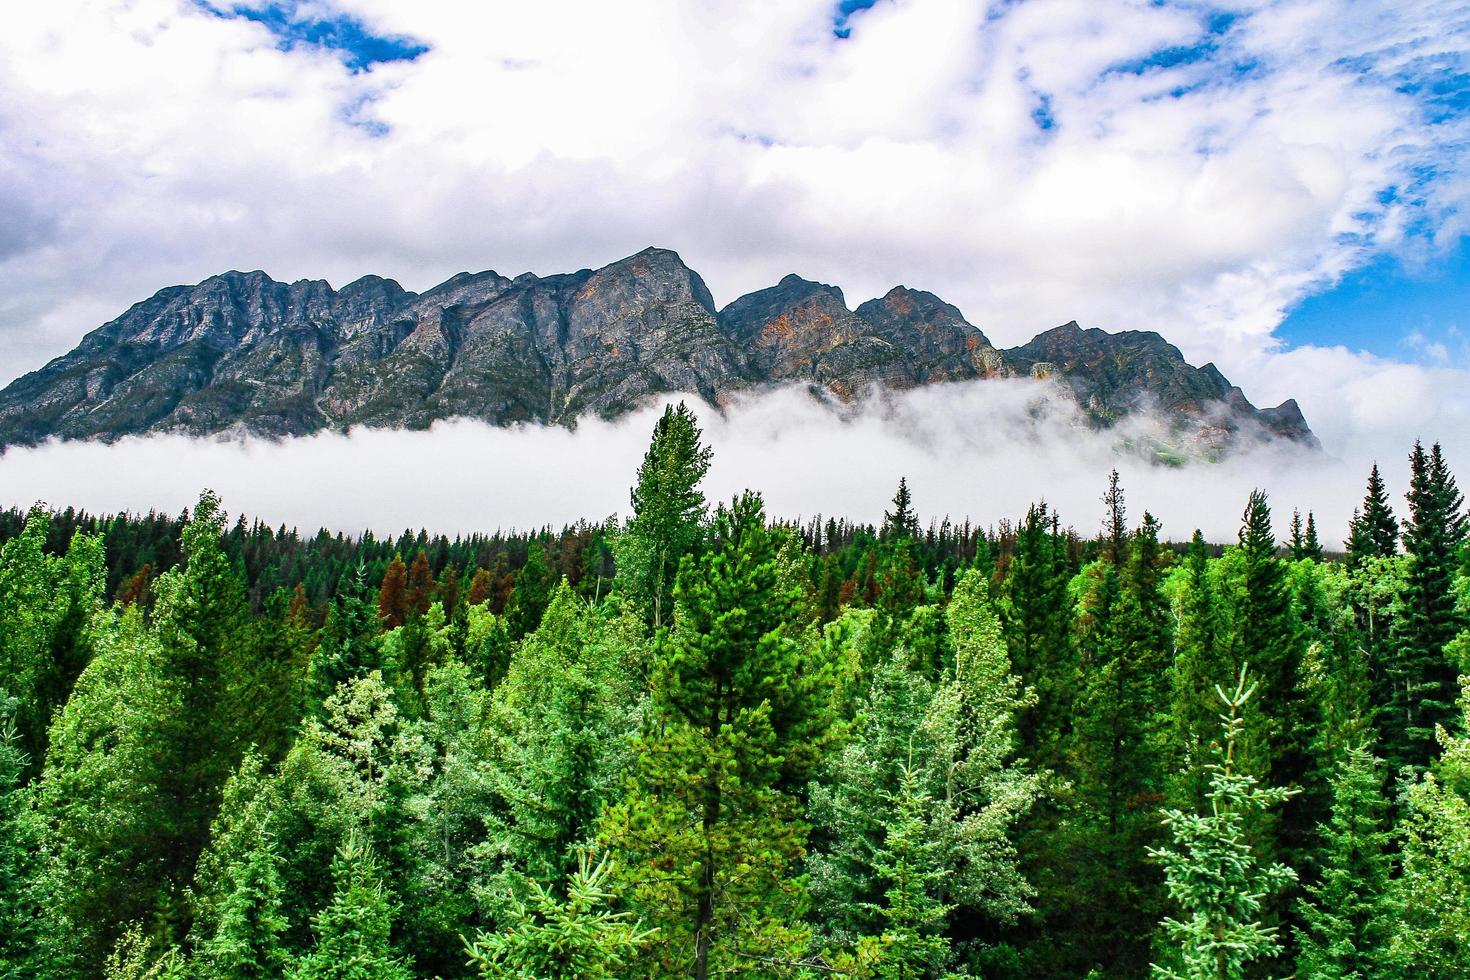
[1,402,1468,978]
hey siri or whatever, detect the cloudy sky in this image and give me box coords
[2,0,1469,531]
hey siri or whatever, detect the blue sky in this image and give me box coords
[1278,236,1470,362]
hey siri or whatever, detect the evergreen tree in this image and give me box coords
[1226,490,1309,868]
[809,571,1039,962]
[1002,502,1076,771]
[1302,512,1324,562]
[858,765,956,980]
[1068,513,1172,974]
[464,853,655,980]
[303,567,381,717]
[1358,463,1400,560]
[1149,666,1298,980]
[1288,510,1324,562]
[1293,744,1391,980]
[613,401,713,628]
[405,551,434,619]
[290,834,413,980]
[483,582,642,892]
[0,699,40,978]
[378,555,409,630]
[882,478,919,541]
[601,492,838,979]
[505,542,553,640]
[1380,684,1470,977]
[193,828,290,980]
[0,509,106,768]
[1162,530,1230,812]
[1385,441,1468,771]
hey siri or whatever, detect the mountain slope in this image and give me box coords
[0,248,1316,456]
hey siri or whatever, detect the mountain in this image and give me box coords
[0,247,1315,457]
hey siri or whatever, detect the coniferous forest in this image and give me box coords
[2,404,1469,980]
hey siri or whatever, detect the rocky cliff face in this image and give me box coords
[0,247,1316,457]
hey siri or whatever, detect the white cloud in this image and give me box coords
[0,0,1467,473]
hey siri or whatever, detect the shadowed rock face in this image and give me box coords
[0,247,1316,456]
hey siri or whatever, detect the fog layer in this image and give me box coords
[0,381,1453,543]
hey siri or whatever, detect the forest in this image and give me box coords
[0,404,1467,980]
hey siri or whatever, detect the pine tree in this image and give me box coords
[467,567,494,608]
[290,834,413,980]
[464,853,655,980]
[1385,441,1468,771]
[601,492,838,979]
[613,401,713,629]
[1149,666,1298,980]
[1293,744,1391,980]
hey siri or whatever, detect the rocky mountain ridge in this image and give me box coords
[0,247,1316,458]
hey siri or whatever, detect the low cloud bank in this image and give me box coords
[0,381,1457,545]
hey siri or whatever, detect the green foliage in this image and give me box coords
[809,570,1039,966]
[1380,685,1470,977]
[482,583,643,895]
[464,852,655,979]
[0,508,105,767]
[1149,666,1298,980]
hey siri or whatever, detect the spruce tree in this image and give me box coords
[882,477,919,542]
[613,401,713,629]
[1149,666,1298,980]
[1360,463,1400,559]
[1069,513,1172,974]
[1302,512,1324,562]
[1386,441,1468,771]
[484,582,642,891]
[1163,530,1230,812]
[1293,744,1391,980]
[464,853,655,980]
[1227,490,1309,868]
[859,765,955,979]
[1001,502,1076,771]
[290,834,412,980]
